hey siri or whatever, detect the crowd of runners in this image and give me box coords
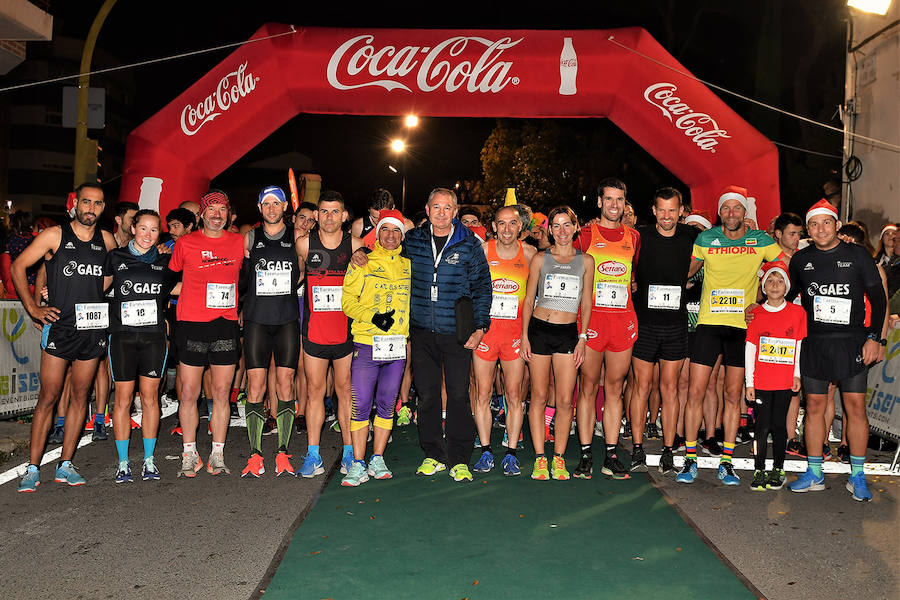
[11,177,897,503]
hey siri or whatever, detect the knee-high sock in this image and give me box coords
[276,400,294,452]
[246,402,266,455]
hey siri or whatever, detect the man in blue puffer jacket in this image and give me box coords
[406,187,491,482]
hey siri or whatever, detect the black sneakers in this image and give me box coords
[630,446,647,472]
[701,437,723,457]
[573,453,593,480]
[601,453,630,480]
[658,448,676,474]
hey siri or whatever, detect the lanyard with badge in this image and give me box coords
[430,224,454,302]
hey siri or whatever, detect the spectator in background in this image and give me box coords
[875,224,897,267]
[1,211,37,299]
[459,207,483,230]
[162,208,196,250]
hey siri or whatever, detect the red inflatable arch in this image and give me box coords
[120,25,780,227]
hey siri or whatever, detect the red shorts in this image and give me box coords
[475,319,522,363]
[586,309,638,353]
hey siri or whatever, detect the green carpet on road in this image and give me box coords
[263,427,756,600]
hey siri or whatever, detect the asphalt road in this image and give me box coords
[0,417,897,600]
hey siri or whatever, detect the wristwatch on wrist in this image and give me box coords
[578,333,588,341]
[866,333,887,346]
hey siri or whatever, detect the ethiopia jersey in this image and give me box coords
[577,224,640,313]
[486,240,529,321]
[303,230,353,345]
[693,227,781,329]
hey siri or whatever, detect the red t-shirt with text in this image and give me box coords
[169,230,243,322]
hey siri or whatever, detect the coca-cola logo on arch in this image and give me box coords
[180,62,259,136]
[326,34,523,94]
[643,83,731,153]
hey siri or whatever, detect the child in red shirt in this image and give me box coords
[745,261,807,491]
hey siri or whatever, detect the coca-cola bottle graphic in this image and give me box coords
[559,37,577,95]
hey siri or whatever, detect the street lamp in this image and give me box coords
[405,114,419,128]
[847,0,892,15]
[390,138,407,212]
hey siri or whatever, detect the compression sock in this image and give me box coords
[276,400,294,452]
[721,442,735,464]
[544,407,555,427]
[115,439,129,463]
[94,412,104,425]
[685,441,697,461]
[308,444,320,458]
[343,444,352,458]
[808,455,824,478]
[850,455,866,477]
[605,444,617,458]
[143,437,157,460]
[245,402,265,455]
[580,444,592,455]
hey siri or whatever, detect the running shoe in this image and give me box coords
[551,455,570,480]
[54,461,86,486]
[573,453,593,480]
[170,423,183,436]
[658,448,675,475]
[837,444,851,464]
[275,452,295,477]
[473,450,494,473]
[676,458,698,484]
[788,468,825,493]
[630,447,647,472]
[545,424,555,444]
[206,451,230,476]
[846,471,872,502]
[822,443,832,461]
[765,469,785,490]
[714,427,725,443]
[601,453,630,480]
[449,463,473,482]
[701,437,722,457]
[531,456,550,480]
[92,421,108,441]
[141,457,160,481]
[295,415,306,435]
[17,466,40,493]
[501,430,525,449]
[178,452,203,478]
[367,455,392,480]
[501,454,521,477]
[785,438,803,456]
[416,457,446,476]
[241,453,265,478]
[646,423,660,440]
[593,421,604,438]
[622,422,632,439]
[396,405,412,427]
[340,447,353,474]
[341,461,370,487]
[750,469,767,491]
[299,453,325,478]
[115,461,133,484]
[673,434,686,452]
[332,420,342,433]
[48,425,65,444]
[263,417,278,435]
[717,462,740,486]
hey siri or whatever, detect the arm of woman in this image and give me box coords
[520,251,544,363]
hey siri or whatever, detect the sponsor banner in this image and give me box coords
[0,301,43,419]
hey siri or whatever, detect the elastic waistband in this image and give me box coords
[529,317,577,331]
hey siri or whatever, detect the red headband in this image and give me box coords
[200,191,229,213]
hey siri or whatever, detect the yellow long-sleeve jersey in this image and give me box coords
[341,241,411,346]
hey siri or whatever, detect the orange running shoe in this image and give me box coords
[275,451,295,477]
[130,418,141,430]
[178,451,203,478]
[241,453,265,478]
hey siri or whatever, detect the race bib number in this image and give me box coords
[121,299,157,327]
[758,336,796,365]
[490,294,519,320]
[256,269,291,296]
[543,273,580,300]
[647,285,681,310]
[595,282,628,309]
[372,335,406,361]
[206,283,236,309]
[312,285,342,312]
[710,288,744,313]
[75,303,109,330]
[813,295,851,325]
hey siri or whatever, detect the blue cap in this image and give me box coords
[258,186,287,204]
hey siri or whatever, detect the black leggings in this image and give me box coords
[753,389,791,470]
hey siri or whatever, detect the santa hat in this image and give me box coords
[760,260,790,292]
[684,210,712,230]
[805,198,839,225]
[200,190,230,212]
[258,185,286,204]
[66,192,76,218]
[717,185,750,213]
[469,225,487,243]
[880,224,898,238]
[376,209,406,236]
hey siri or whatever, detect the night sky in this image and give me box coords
[46,1,849,221]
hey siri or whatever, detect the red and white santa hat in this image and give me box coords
[717,185,750,213]
[66,192,77,218]
[805,198,839,225]
[760,260,790,291]
[377,209,406,236]
[684,209,712,230]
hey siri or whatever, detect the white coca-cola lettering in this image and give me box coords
[643,83,731,153]
[327,34,522,94]
[180,62,259,136]
[492,278,520,293]
[597,260,627,276]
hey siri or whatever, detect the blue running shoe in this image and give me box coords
[340,448,353,475]
[115,461,133,484]
[92,421,108,441]
[717,462,740,486]
[501,454,521,476]
[845,471,872,502]
[18,465,40,493]
[141,457,160,481]
[676,458,698,484]
[48,425,65,445]
[55,461,86,486]
[788,468,825,493]
[300,453,325,478]
[473,450,494,473]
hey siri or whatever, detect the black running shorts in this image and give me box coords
[690,324,746,368]
[244,320,300,370]
[527,317,578,356]
[801,333,869,394]
[632,319,688,363]
[42,324,107,362]
[303,336,353,361]
[176,317,241,367]
[109,331,168,381]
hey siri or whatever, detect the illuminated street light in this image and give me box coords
[391,139,406,153]
[847,0,892,14]
[390,140,407,212]
[405,114,419,128]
